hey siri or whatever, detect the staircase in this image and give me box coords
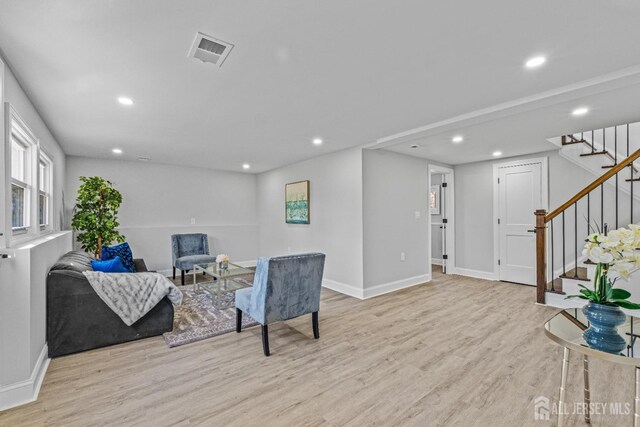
[536,121,640,310]
[548,123,640,199]
[545,263,640,316]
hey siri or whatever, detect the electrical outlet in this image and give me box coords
[287,246,291,253]
[190,218,196,225]
[415,211,421,219]
[400,252,405,261]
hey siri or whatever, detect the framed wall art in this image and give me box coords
[430,184,441,215]
[285,180,310,224]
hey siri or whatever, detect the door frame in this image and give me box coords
[492,157,548,282]
[428,164,455,276]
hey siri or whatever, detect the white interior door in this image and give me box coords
[498,162,543,286]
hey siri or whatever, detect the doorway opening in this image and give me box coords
[492,157,548,286]
[428,165,455,276]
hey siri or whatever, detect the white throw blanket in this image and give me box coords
[83,271,183,326]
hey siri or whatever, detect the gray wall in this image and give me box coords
[65,156,260,271]
[453,149,636,275]
[257,147,363,289]
[3,61,67,237]
[362,149,429,288]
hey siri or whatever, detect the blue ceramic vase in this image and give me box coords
[582,302,627,354]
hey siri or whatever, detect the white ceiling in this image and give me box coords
[385,80,640,164]
[1,1,640,172]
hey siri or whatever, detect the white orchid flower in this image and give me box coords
[610,262,636,280]
[588,246,614,264]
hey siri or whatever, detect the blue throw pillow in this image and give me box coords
[102,242,135,272]
[91,256,129,273]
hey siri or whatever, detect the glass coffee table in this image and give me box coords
[192,262,254,309]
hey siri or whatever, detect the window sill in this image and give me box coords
[9,230,70,250]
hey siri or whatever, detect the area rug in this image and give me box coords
[163,279,258,348]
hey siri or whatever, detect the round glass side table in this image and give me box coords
[545,308,640,426]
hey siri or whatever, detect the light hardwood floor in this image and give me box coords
[0,270,635,426]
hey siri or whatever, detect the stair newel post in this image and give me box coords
[535,209,548,304]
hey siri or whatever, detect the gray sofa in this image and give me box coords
[47,251,174,358]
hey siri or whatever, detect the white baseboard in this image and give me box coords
[0,344,49,411]
[450,267,498,281]
[322,278,364,299]
[363,274,431,299]
[431,258,443,264]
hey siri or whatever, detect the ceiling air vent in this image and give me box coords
[188,32,234,67]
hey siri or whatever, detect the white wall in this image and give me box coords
[257,147,364,295]
[0,57,70,410]
[3,61,66,236]
[362,149,430,293]
[454,149,619,276]
[65,156,260,271]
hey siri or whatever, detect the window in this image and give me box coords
[11,139,29,232]
[39,154,52,228]
[5,104,48,243]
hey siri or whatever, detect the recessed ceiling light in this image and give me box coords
[572,107,589,116]
[242,163,251,170]
[525,56,546,69]
[452,135,464,143]
[313,138,323,145]
[112,148,123,154]
[492,151,503,157]
[118,97,134,106]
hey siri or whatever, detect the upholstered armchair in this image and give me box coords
[171,233,217,285]
[235,253,326,356]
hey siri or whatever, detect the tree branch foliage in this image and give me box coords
[71,176,125,258]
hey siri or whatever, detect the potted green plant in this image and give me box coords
[567,224,640,353]
[71,176,125,258]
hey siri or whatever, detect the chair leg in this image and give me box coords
[181,270,185,286]
[312,311,320,339]
[236,308,242,333]
[261,325,270,357]
[172,267,176,279]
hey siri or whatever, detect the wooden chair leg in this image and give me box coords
[181,270,185,286]
[236,308,242,333]
[261,325,270,356]
[312,311,320,339]
[172,267,176,279]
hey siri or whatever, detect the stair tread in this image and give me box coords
[580,151,608,157]
[547,277,565,294]
[559,267,590,282]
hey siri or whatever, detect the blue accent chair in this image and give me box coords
[235,253,326,356]
[171,233,217,285]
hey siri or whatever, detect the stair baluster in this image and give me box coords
[562,211,566,276]
[550,219,555,291]
[574,202,578,279]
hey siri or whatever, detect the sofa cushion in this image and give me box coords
[91,256,129,273]
[102,242,135,272]
[175,254,217,270]
[50,251,95,273]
